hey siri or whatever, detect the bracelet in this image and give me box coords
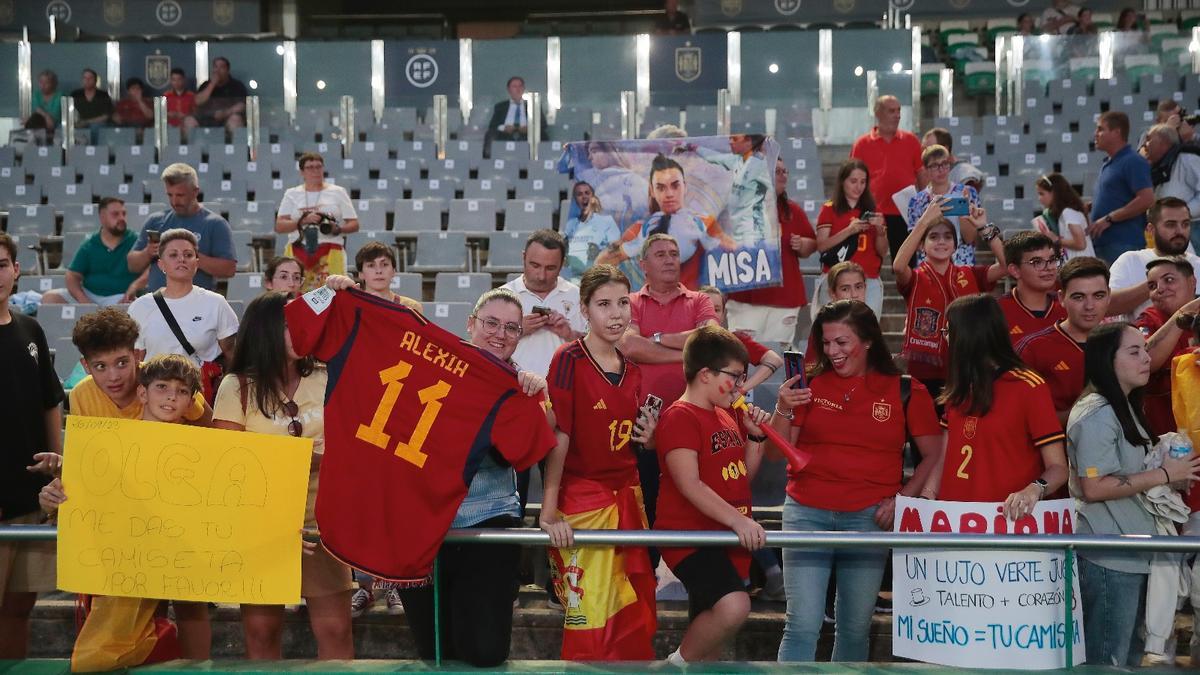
[773,404,794,420]
[1162,467,1171,485]
[747,433,768,443]
[762,362,779,373]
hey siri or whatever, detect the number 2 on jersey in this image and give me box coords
[356,360,452,468]
[957,444,973,479]
[608,419,633,452]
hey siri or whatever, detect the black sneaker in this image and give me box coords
[875,594,893,614]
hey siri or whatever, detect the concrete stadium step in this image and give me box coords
[22,596,1196,664]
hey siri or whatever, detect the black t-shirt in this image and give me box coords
[197,78,249,110]
[70,89,114,121]
[0,312,64,519]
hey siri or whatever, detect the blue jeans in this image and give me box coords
[1079,556,1146,667]
[778,497,888,662]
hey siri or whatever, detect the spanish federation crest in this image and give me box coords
[675,44,701,83]
[103,0,123,25]
[145,53,171,90]
[963,416,978,440]
[872,401,892,422]
[212,0,234,26]
[720,0,743,17]
[913,307,939,339]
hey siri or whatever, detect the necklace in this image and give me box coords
[842,376,865,402]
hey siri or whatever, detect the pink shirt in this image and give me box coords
[629,285,718,404]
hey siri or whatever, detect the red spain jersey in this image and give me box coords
[999,289,1066,345]
[790,372,940,511]
[654,401,752,575]
[1015,322,1086,414]
[939,369,1065,502]
[547,339,643,490]
[285,287,556,583]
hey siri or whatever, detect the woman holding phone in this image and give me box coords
[815,160,889,317]
[906,144,981,266]
[769,300,944,662]
[539,265,658,660]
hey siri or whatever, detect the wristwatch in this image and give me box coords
[979,223,1001,243]
[1031,478,1048,497]
[652,332,663,345]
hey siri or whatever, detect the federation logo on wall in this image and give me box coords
[720,0,742,17]
[774,0,801,15]
[0,0,14,26]
[834,0,856,13]
[405,52,439,88]
[146,53,171,90]
[890,0,915,11]
[675,44,701,83]
[213,0,234,26]
[156,0,182,26]
[103,0,124,25]
[46,0,72,23]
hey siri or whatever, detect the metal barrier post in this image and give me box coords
[938,67,954,120]
[61,98,75,159]
[153,97,168,155]
[620,91,636,139]
[18,33,31,122]
[246,96,260,160]
[432,94,448,161]
[865,70,879,126]
[340,95,355,154]
[433,557,442,667]
[526,92,541,162]
[717,88,732,136]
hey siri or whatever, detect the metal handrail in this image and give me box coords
[7,525,1200,552]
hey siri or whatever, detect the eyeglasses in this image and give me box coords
[925,161,952,171]
[472,315,523,339]
[1021,256,1062,271]
[714,368,748,386]
[284,400,303,437]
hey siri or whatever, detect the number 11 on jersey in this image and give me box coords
[356,360,452,468]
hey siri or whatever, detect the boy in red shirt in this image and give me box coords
[654,325,771,665]
[999,231,1067,344]
[1017,256,1111,425]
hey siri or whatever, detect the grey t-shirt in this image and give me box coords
[1066,393,1155,574]
[132,206,236,291]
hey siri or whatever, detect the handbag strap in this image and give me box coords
[152,289,196,357]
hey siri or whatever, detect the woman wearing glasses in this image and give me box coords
[769,300,943,662]
[212,291,354,660]
[906,144,980,267]
[396,287,554,667]
[275,152,360,293]
[930,294,1069,518]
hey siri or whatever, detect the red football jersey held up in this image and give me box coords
[547,339,643,490]
[939,369,1065,502]
[286,287,556,583]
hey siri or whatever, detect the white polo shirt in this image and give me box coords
[500,275,587,376]
[1109,247,1200,318]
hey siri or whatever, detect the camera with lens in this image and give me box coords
[302,212,340,255]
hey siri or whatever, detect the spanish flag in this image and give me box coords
[71,596,180,671]
[548,477,657,661]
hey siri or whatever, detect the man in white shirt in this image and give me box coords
[500,229,586,377]
[485,76,547,146]
[1108,197,1200,317]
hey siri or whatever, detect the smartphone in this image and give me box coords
[146,229,161,243]
[642,394,664,420]
[783,350,806,389]
[860,211,876,221]
[942,197,970,217]
[531,306,551,316]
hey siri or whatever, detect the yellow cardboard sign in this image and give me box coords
[57,416,311,604]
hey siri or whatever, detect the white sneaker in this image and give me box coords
[385,588,404,615]
[350,588,374,618]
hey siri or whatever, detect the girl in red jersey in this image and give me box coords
[893,198,1005,406]
[770,300,943,662]
[540,264,658,660]
[814,159,889,316]
[931,294,1069,520]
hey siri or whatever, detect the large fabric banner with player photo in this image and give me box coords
[557,136,783,293]
[892,497,1085,670]
[57,416,311,604]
